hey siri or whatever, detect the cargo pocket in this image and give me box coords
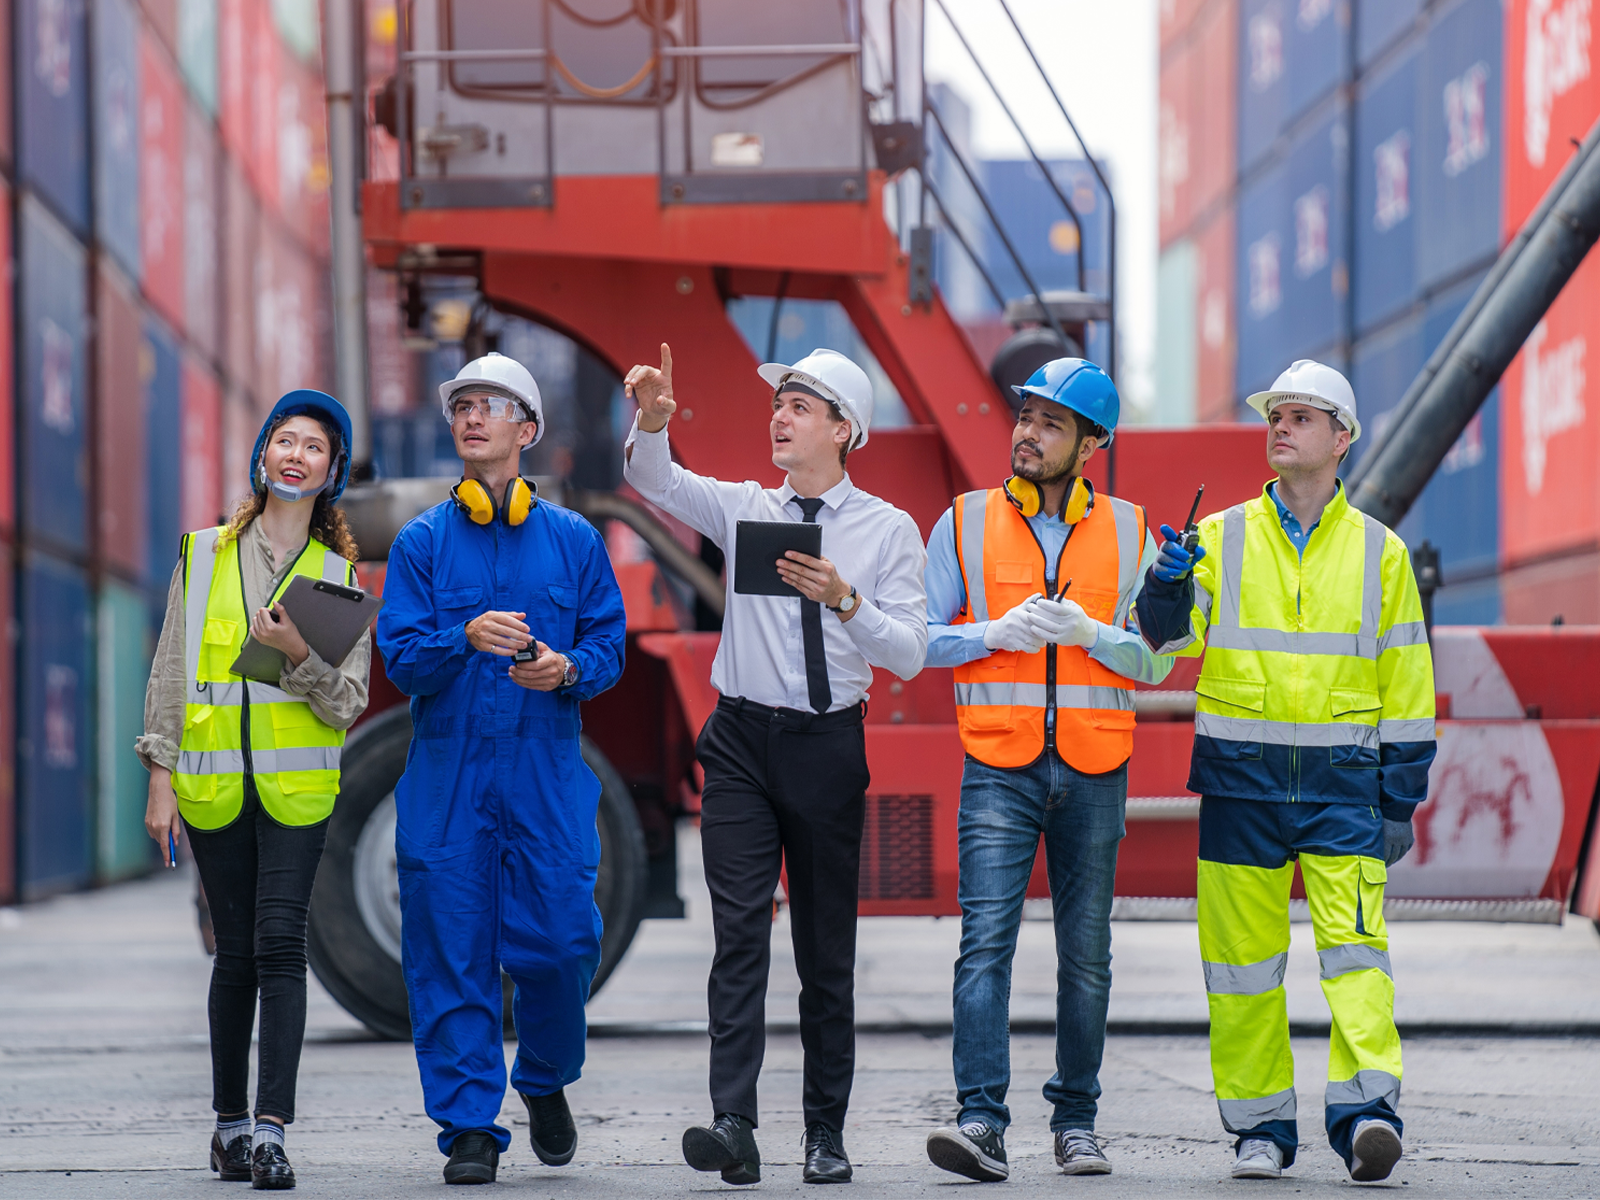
[1356,856,1388,938]
[1194,676,1265,759]
[1330,688,1381,770]
[957,669,1014,730]
[542,583,578,650]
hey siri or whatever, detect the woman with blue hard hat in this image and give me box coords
[137,390,371,1191]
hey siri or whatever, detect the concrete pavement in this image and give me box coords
[3,826,1600,1196]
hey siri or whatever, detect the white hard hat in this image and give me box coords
[439,352,546,446]
[1245,359,1361,444]
[757,348,875,451]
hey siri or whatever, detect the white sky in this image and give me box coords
[924,0,1158,415]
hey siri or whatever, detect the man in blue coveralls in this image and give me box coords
[377,352,627,1186]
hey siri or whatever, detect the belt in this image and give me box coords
[717,693,867,730]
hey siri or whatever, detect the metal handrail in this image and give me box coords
[920,174,1010,313]
[659,43,860,57]
[402,49,549,61]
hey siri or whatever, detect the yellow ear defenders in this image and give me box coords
[452,476,537,526]
[1003,474,1092,523]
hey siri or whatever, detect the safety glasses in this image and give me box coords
[446,393,529,425]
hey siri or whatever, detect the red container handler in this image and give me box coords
[181,353,224,531]
[94,260,149,584]
[140,29,187,331]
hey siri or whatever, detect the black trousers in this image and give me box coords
[187,779,329,1123]
[696,695,870,1130]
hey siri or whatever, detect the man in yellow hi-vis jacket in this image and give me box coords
[1135,361,1435,1184]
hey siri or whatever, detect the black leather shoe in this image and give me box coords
[803,1122,852,1184]
[210,1131,252,1181]
[250,1142,295,1190]
[521,1088,577,1166]
[444,1131,500,1185]
[683,1113,761,1185]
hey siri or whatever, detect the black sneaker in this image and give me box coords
[927,1120,1009,1182]
[521,1088,577,1166]
[210,1130,252,1182]
[443,1131,499,1185]
[1054,1128,1112,1175]
[683,1113,762,1185]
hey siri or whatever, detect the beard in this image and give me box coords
[1011,442,1076,484]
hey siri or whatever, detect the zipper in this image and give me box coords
[1016,512,1075,742]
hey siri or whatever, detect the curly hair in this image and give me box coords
[219,413,360,561]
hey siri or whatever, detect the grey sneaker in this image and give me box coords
[1349,1119,1402,1182]
[1231,1137,1284,1179]
[1054,1129,1112,1175]
[927,1121,1009,1182]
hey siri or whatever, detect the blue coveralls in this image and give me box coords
[377,497,627,1155]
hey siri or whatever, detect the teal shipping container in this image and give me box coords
[97,579,155,881]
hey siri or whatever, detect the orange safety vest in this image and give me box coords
[951,486,1147,772]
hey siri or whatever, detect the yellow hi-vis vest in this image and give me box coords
[951,486,1146,772]
[1178,483,1436,804]
[172,526,353,829]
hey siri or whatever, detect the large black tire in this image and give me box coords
[308,706,649,1041]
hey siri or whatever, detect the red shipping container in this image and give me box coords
[367,268,413,416]
[1502,551,1600,625]
[1195,203,1237,423]
[1159,0,1238,247]
[255,215,325,400]
[0,533,13,903]
[181,354,223,531]
[1500,248,1600,566]
[218,0,250,164]
[222,152,259,401]
[94,261,147,582]
[138,0,178,55]
[1505,0,1600,233]
[140,32,186,329]
[275,49,330,256]
[220,381,260,512]
[0,185,13,538]
[1161,0,1209,48]
[248,1,281,208]
[185,99,220,360]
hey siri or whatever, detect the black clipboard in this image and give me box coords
[230,575,385,683]
[733,520,823,598]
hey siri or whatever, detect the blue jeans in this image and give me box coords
[951,751,1127,1134]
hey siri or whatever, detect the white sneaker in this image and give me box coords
[1231,1137,1284,1179]
[1349,1119,1402,1182]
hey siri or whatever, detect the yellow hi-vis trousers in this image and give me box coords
[1198,796,1402,1166]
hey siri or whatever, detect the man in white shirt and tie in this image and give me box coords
[623,343,928,1186]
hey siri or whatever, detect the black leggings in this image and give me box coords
[187,780,328,1123]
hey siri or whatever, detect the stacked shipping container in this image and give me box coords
[0,0,335,901]
[1159,0,1512,623]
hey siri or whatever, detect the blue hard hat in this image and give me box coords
[250,389,354,501]
[1012,358,1120,447]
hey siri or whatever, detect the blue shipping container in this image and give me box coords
[981,159,1112,303]
[18,0,90,235]
[145,316,182,594]
[1234,160,1289,397]
[93,0,141,281]
[19,195,89,556]
[1415,0,1503,292]
[1286,0,1352,127]
[1282,108,1351,358]
[1433,574,1501,626]
[1357,0,1421,69]
[1354,45,1419,333]
[1239,0,1289,173]
[18,550,93,899]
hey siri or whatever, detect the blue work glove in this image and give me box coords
[1152,523,1207,583]
[1383,819,1415,867]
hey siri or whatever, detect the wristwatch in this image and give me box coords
[828,586,858,614]
[560,656,581,688]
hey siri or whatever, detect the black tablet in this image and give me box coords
[733,520,823,598]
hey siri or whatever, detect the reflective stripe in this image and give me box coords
[1195,586,1213,625]
[1379,717,1436,743]
[960,490,990,623]
[1378,621,1428,653]
[954,681,1134,711]
[1324,1069,1400,1110]
[1204,953,1287,996]
[187,680,299,706]
[1361,515,1385,639]
[1217,1089,1297,1132]
[1218,505,1247,628]
[1318,943,1393,981]
[1206,627,1378,658]
[1195,712,1379,748]
[184,528,221,688]
[321,547,349,582]
[1110,496,1141,625]
[177,745,344,776]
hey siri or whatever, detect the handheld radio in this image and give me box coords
[1181,485,1206,555]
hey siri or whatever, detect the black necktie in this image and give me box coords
[792,496,832,714]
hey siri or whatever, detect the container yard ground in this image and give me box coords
[4,827,1600,1197]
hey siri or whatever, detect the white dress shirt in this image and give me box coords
[623,416,928,711]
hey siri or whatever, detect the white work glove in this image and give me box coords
[983,595,1046,653]
[1027,597,1100,649]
